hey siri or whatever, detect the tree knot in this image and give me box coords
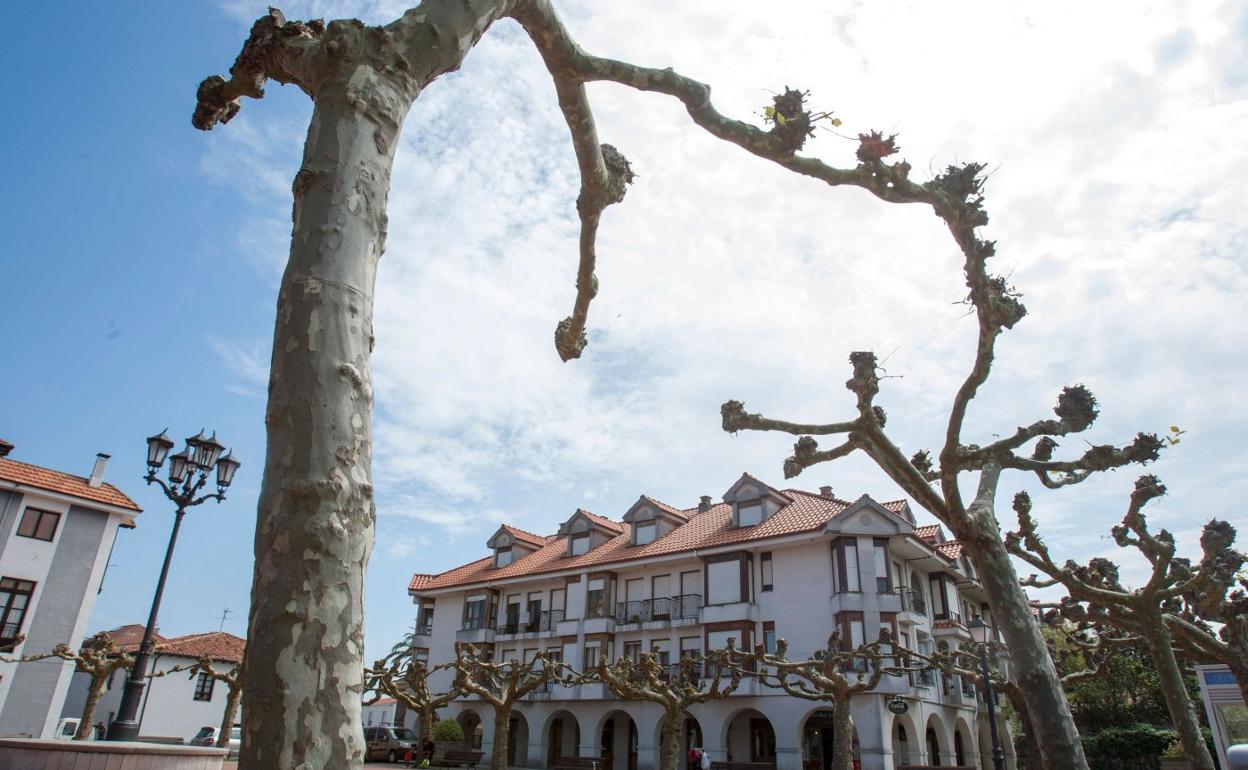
[600,144,635,205]
[1055,384,1099,431]
[856,130,900,164]
[554,316,587,362]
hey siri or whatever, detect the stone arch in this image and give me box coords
[716,707,776,765]
[890,712,919,768]
[457,709,484,750]
[977,719,994,770]
[596,709,640,770]
[953,717,974,768]
[924,712,947,766]
[543,710,581,767]
[799,706,857,770]
[508,710,531,768]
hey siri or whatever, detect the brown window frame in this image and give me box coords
[0,577,36,644]
[193,672,215,701]
[16,508,61,542]
[760,552,773,592]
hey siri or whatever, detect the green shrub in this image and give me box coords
[1082,724,1177,764]
[432,719,464,743]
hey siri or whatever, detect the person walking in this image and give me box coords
[700,748,712,770]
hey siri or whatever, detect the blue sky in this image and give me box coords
[2,0,1247,665]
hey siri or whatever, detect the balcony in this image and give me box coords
[456,619,496,645]
[413,621,433,638]
[910,668,935,690]
[699,600,758,625]
[960,677,978,701]
[931,612,971,640]
[529,609,563,634]
[897,588,927,625]
[612,595,703,629]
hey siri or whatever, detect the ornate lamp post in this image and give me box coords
[106,429,240,741]
[968,616,1007,770]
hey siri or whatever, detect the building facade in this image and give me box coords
[408,474,1016,770]
[60,625,246,743]
[0,441,141,738]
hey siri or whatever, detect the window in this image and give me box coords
[0,578,35,643]
[504,595,521,632]
[737,501,763,527]
[832,539,860,593]
[193,672,215,701]
[414,647,430,665]
[651,639,671,666]
[526,595,543,631]
[546,647,563,663]
[586,578,606,618]
[873,539,892,593]
[416,603,435,635]
[501,648,517,662]
[651,574,672,619]
[762,621,777,654]
[494,547,513,568]
[760,552,773,592]
[16,508,60,542]
[707,559,743,604]
[584,643,601,669]
[929,575,948,619]
[463,596,487,629]
[570,534,589,556]
[623,641,642,662]
[634,522,656,545]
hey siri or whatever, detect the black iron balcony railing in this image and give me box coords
[612,594,704,624]
[899,588,927,616]
[414,621,433,636]
[527,609,563,632]
[461,616,488,631]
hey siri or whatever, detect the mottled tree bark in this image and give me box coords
[1138,610,1214,770]
[659,712,681,770]
[78,678,109,740]
[218,678,243,748]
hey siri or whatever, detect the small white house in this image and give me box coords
[61,626,245,743]
[363,697,399,727]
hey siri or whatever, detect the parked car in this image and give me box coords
[190,724,241,757]
[54,719,79,741]
[364,725,419,763]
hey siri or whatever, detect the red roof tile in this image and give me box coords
[155,631,245,664]
[412,491,856,592]
[574,509,624,534]
[101,624,166,650]
[640,496,690,520]
[499,525,547,548]
[409,574,435,591]
[0,458,141,512]
[913,524,942,541]
[935,541,964,561]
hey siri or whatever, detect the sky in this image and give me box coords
[1,0,1246,664]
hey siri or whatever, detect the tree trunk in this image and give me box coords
[238,63,411,770]
[1139,609,1216,770]
[491,705,511,770]
[960,522,1089,770]
[218,683,242,748]
[660,711,684,770]
[1003,682,1046,770]
[420,705,436,742]
[1225,622,1248,706]
[75,676,107,740]
[830,692,855,770]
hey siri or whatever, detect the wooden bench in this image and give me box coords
[710,762,773,770]
[440,749,485,768]
[554,757,601,770]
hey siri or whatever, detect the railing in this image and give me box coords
[611,595,704,624]
[911,669,935,688]
[461,616,488,631]
[899,588,927,616]
[497,618,520,634]
[960,677,977,698]
[533,609,563,632]
[414,622,433,636]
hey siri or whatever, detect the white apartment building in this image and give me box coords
[0,440,141,738]
[408,474,1016,770]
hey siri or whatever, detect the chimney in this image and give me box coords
[819,485,834,499]
[0,439,12,458]
[88,453,110,488]
[698,495,712,513]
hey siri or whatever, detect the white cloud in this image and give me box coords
[209,0,1248,650]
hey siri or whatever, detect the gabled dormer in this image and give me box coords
[825,494,915,537]
[486,525,545,568]
[557,509,623,556]
[721,473,792,528]
[621,495,688,546]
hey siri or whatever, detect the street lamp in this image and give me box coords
[106,429,241,741]
[968,616,1006,770]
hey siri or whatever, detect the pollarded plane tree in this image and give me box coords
[1162,521,1248,706]
[751,630,924,770]
[364,642,460,742]
[722,250,1163,770]
[1006,476,1224,770]
[452,642,567,770]
[592,644,746,770]
[194,3,1127,768]
[0,633,134,740]
[192,658,245,749]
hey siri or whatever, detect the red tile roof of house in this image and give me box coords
[156,631,246,664]
[0,457,141,512]
[101,624,165,649]
[574,509,624,534]
[932,619,965,630]
[408,484,920,592]
[913,524,942,541]
[934,541,964,561]
[499,525,547,548]
[640,496,690,520]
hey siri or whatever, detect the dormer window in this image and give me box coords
[494,547,513,568]
[737,500,763,527]
[570,534,590,556]
[634,522,656,545]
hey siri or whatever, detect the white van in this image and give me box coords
[53,718,79,741]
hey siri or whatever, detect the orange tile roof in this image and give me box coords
[913,524,942,541]
[409,485,921,593]
[499,525,547,548]
[0,457,141,512]
[101,624,166,649]
[934,541,964,561]
[156,631,246,664]
[640,496,690,520]
[574,509,624,534]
